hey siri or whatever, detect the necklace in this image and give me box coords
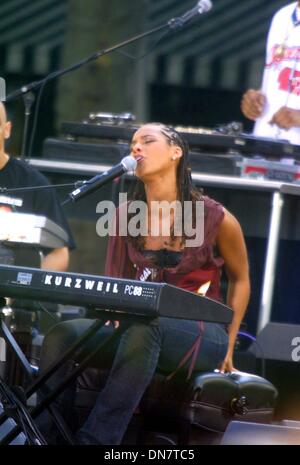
[274,6,300,61]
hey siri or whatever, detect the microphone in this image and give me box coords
[69,155,137,202]
[169,0,213,29]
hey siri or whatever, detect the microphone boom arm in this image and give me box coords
[6,24,170,102]
[6,2,212,102]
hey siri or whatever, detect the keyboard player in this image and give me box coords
[37,122,250,445]
[0,102,75,270]
[0,102,75,385]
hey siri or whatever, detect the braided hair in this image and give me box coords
[128,123,203,250]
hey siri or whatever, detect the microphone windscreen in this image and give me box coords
[122,156,137,172]
[198,0,213,14]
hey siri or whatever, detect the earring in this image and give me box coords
[172,156,177,161]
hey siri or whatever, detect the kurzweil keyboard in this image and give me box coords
[0,264,232,324]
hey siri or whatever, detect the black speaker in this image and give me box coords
[221,421,300,445]
[43,138,129,164]
[248,322,300,362]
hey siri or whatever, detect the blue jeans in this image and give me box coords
[70,317,228,445]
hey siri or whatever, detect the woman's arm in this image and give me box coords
[216,209,251,372]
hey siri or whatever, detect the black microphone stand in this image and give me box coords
[20,92,35,160]
[0,181,87,208]
[0,181,85,194]
[5,16,185,160]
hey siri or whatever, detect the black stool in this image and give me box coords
[139,371,278,445]
[72,368,278,445]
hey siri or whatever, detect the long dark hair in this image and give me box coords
[128,123,203,250]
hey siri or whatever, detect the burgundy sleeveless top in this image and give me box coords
[105,196,225,303]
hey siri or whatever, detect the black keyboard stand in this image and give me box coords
[0,375,47,445]
[0,299,47,444]
[1,319,35,379]
[0,303,153,445]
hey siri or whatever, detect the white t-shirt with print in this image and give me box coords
[254,2,300,144]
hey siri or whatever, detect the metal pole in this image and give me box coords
[257,191,284,334]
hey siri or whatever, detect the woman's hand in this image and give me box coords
[219,353,237,374]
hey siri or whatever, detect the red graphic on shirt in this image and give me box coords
[278,68,300,95]
[267,45,300,67]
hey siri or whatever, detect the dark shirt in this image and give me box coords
[0,157,75,265]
